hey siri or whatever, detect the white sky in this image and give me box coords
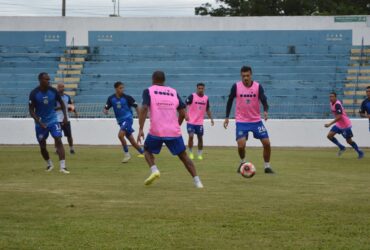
[0,0,217,17]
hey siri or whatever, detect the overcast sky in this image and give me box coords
[0,0,217,17]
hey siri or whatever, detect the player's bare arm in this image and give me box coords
[137,104,148,144]
[178,108,186,125]
[207,110,214,126]
[29,102,47,129]
[325,114,341,127]
[56,93,68,125]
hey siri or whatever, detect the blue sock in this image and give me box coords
[137,148,144,154]
[329,137,345,150]
[123,145,129,153]
[350,142,361,153]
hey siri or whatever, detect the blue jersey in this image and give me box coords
[29,86,61,126]
[105,94,138,124]
[360,98,370,118]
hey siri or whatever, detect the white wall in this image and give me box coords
[1,118,369,147]
[0,16,369,46]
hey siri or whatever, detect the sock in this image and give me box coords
[350,142,361,153]
[137,147,144,154]
[198,150,203,156]
[240,158,246,163]
[60,160,66,169]
[123,145,129,153]
[125,152,131,157]
[193,176,201,183]
[329,137,345,150]
[70,146,74,151]
[46,159,53,167]
[189,147,193,153]
[264,162,271,169]
[150,165,159,173]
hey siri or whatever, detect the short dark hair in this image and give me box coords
[197,82,205,87]
[240,66,252,74]
[330,92,337,97]
[114,81,123,88]
[152,71,165,83]
[367,86,370,90]
[38,72,48,80]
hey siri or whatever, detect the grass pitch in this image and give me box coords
[0,146,369,249]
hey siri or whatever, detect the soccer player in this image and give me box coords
[28,72,70,173]
[103,81,144,163]
[359,86,370,132]
[185,83,214,160]
[137,71,204,188]
[55,82,77,154]
[223,66,274,174]
[325,92,364,158]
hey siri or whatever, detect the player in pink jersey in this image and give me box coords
[224,66,275,174]
[185,83,214,160]
[325,92,364,158]
[137,71,204,188]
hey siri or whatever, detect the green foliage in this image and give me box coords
[195,0,370,16]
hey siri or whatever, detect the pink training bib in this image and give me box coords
[235,81,261,123]
[187,93,208,125]
[330,100,351,129]
[148,85,182,137]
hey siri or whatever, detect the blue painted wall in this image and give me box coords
[0,31,66,47]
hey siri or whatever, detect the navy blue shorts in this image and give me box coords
[236,121,269,141]
[35,122,62,142]
[60,121,72,137]
[330,125,353,139]
[144,134,186,156]
[119,119,134,138]
[187,123,204,136]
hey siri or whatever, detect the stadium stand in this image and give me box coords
[1,30,368,119]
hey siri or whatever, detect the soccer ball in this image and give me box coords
[240,162,256,178]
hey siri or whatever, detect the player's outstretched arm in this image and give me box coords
[325,114,341,128]
[137,104,148,144]
[224,84,236,129]
[178,108,186,125]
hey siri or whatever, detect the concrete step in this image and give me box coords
[350,56,370,61]
[344,83,370,88]
[54,77,80,83]
[57,70,82,75]
[65,49,88,55]
[64,91,76,96]
[59,64,83,69]
[343,99,366,105]
[351,48,370,54]
[51,83,78,89]
[346,76,370,81]
[344,90,366,95]
[60,57,85,63]
[347,69,370,74]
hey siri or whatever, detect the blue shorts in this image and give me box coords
[119,119,134,138]
[330,125,353,139]
[144,134,186,156]
[187,123,204,136]
[236,121,269,140]
[35,122,62,142]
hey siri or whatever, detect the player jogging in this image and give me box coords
[359,86,370,132]
[28,72,70,173]
[104,81,144,163]
[55,82,77,154]
[224,66,275,174]
[137,71,204,188]
[185,83,214,160]
[325,92,364,158]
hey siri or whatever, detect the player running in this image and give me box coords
[185,83,214,160]
[325,92,364,158]
[224,66,274,174]
[55,82,77,154]
[28,72,70,173]
[103,81,144,163]
[359,86,370,132]
[137,71,204,188]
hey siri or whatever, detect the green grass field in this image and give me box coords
[0,145,369,249]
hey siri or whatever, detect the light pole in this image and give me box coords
[62,0,66,16]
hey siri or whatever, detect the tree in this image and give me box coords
[195,0,370,16]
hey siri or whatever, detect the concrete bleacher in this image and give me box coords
[0,30,357,118]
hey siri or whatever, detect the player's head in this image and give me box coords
[56,82,65,94]
[196,82,205,95]
[114,81,124,95]
[240,66,252,84]
[329,92,337,103]
[38,72,50,88]
[152,71,165,85]
[366,86,370,99]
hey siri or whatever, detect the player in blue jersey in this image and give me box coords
[104,81,144,163]
[359,86,370,132]
[29,73,70,173]
[55,82,78,154]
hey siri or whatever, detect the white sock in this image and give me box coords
[60,160,66,169]
[240,158,246,163]
[193,176,201,183]
[150,165,159,173]
[198,150,203,156]
[189,147,193,153]
[264,162,271,169]
[125,152,131,157]
[46,159,53,167]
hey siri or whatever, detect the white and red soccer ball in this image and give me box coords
[240,162,256,178]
